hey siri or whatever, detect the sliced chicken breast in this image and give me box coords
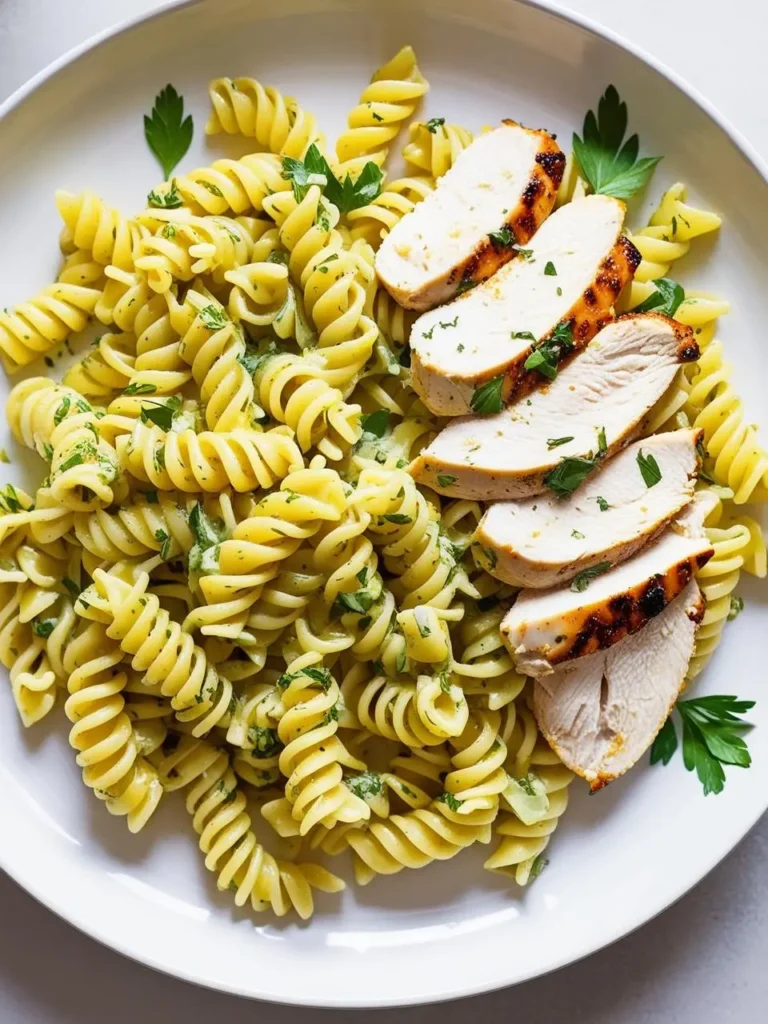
[410,312,699,501]
[500,497,714,677]
[409,195,640,416]
[376,122,565,312]
[477,428,703,588]
[533,580,704,789]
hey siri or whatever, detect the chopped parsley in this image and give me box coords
[544,455,599,498]
[570,561,612,592]
[425,117,446,133]
[436,475,457,488]
[546,436,574,450]
[470,374,504,414]
[544,261,557,276]
[524,321,574,380]
[637,449,662,488]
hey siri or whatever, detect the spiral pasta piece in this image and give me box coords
[682,338,768,503]
[166,288,255,431]
[73,490,196,563]
[335,45,428,172]
[262,185,378,394]
[55,190,125,265]
[63,621,164,831]
[484,757,574,885]
[686,492,766,679]
[402,119,473,178]
[153,734,343,917]
[352,464,478,607]
[623,182,722,310]
[346,176,435,246]
[116,419,303,493]
[152,153,290,217]
[125,292,192,394]
[192,463,346,635]
[263,661,370,835]
[95,219,151,330]
[136,211,261,293]
[8,376,126,512]
[0,268,102,373]
[0,581,58,727]
[63,331,137,397]
[255,351,362,460]
[345,801,490,885]
[206,77,329,159]
[81,570,233,737]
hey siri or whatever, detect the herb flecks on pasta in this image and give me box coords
[1,56,765,922]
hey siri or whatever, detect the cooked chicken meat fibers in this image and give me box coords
[410,312,700,500]
[409,194,640,416]
[477,428,703,588]
[500,497,714,678]
[533,580,705,789]
[375,121,565,312]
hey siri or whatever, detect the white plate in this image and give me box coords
[0,0,766,1008]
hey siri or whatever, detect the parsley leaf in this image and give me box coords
[570,560,612,592]
[595,495,610,511]
[524,321,574,380]
[488,226,515,249]
[154,528,172,560]
[437,474,457,488]
[572,85,661,200]
[140,397,181,432]
[544,455,598,497]
[637,449,662,488]
[384,513,412,524]
[360,409,390,438]
[54,397,71,426]
[123,382,157,396]
[281,143,383,212]
[546,436,574,450]
[346,770,383,801]
[144,85,193,180]
[198,305,229,331]
[247,725,283,757]
[511,330,537,342]
[470,374,505,414]
[633,277,685,318]
[32,618,57,638]
[728,595,744,621]
[332,589,375,618]
[425,117,446,133]
[651,696,755,795]
[544,261,557,276]
[147,180,183,209]
[437,792,463,812]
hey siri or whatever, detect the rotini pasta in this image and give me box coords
[206,77,329,160]
[3,55,766,927]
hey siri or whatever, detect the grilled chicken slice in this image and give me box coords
[410,312,699,501]
[500,496,714,677]
[409,194,640,416]
[477,428,703,588]
[376,121,565,312]
[533,580,705,789]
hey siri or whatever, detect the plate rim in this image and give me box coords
[0,0,766,1007]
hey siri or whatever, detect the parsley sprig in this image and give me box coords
[572,85,661,200]
[144,85,193,179]
[650,695,755,795]
[282,144,383,212]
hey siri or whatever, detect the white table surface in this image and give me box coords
[1,0,767,1020]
